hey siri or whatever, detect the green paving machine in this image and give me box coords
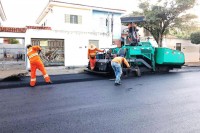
[85,16,185,76]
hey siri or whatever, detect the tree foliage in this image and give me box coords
[8,38,19,44]
[131,0,197,47]
[190,32,200,44]
[170,21,200,39]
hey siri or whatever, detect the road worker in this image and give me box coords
[111,54,130,85]
[27,45,52,87]
[128,22,140,45]
[88,44,104,70]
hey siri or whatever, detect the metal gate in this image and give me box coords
[0,47,26,70]
[31,39,64,66]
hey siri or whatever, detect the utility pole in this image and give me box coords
[111,13,113,45]
[106,13,109,34]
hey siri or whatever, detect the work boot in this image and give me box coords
[117,82,121,85]
[47,81,53,84]
[114,82,121,86]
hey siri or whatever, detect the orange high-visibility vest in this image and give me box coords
[27,46,42,63]
[88,48,104,58]
[112,57,130,68]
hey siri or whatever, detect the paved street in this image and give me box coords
[0,71,200,133]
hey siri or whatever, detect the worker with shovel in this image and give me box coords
[27,45,52,87]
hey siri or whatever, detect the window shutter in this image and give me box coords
[78,15,82,24]
[65,14,70,23]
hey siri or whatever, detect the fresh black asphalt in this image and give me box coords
[0,71,200,132]
[0,73,109,89]
[0,66,200,89]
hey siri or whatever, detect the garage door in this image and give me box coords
[31,39,64,66]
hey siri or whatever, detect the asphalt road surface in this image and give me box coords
[0,71,200,133]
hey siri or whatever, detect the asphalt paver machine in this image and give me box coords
[85,16,185,76]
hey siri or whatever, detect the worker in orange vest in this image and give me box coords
[27,45,52,87]
[111,54,130,85]
[88,44,104,70]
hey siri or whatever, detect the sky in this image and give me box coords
[1,0,200,27]
[1,0,139,27]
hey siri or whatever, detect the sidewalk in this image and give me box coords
[0,66,108,89]
[0,66,86,81]
[1,63,200,89]
[1,62,200,81]
[184,62,200,67]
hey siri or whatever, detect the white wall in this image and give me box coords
[92,13,108,33]
[64,32,111,66]
[164,38,200,62]
[14,29,111,68]
[0,38,3,43]
[0,19,3,26]
[112,15,122,39]
[44,6,92,32]
[39,6,123,40]
[0,32,25,38]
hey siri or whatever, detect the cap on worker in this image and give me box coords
[88,44,96,50]
[27,44,32,49]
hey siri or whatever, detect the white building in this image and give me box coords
[0,1,126,69]
[0,0,6,26]
[36,1,125,39]
[32,1,125,67]
[0,1,6,44]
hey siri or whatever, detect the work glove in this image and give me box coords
[127,67,131,73]
[38,50,41,54]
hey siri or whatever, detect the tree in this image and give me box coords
[131,0,197,47]
[169,18,200,39]
[190,32,200,44]
[8,38,19,44]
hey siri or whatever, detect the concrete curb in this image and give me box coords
[0,73,107,89]
[1,66,200,89]
[0,72,28,82]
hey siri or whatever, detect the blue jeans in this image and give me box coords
[111,61,122,83]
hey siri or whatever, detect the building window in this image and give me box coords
[176,43,181,51]
[89,40,99,48]
[65,14,82,24]
[70,15,78,24]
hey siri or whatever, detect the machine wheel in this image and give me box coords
[135,66,141,77]
[87,62,91,69]
[155,66,170,73]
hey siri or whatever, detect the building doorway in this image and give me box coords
[89,40,99,48]
[176,43,181,51]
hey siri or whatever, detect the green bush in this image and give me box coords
[190,32,200,44]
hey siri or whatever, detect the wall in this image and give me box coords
[0,29,112,69]
[28,30,111,67]
[139,35,200,62]
[0,44,25,60]
[43,6,92,32]
[39,6,123,40]
[92,10,122,39]
[163,38,199,62]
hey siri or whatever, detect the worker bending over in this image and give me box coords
[27,45,52,87]
[111,55,130,85]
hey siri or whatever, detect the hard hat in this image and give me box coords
[88,44,96,50]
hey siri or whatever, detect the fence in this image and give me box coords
[0,47,26,71]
